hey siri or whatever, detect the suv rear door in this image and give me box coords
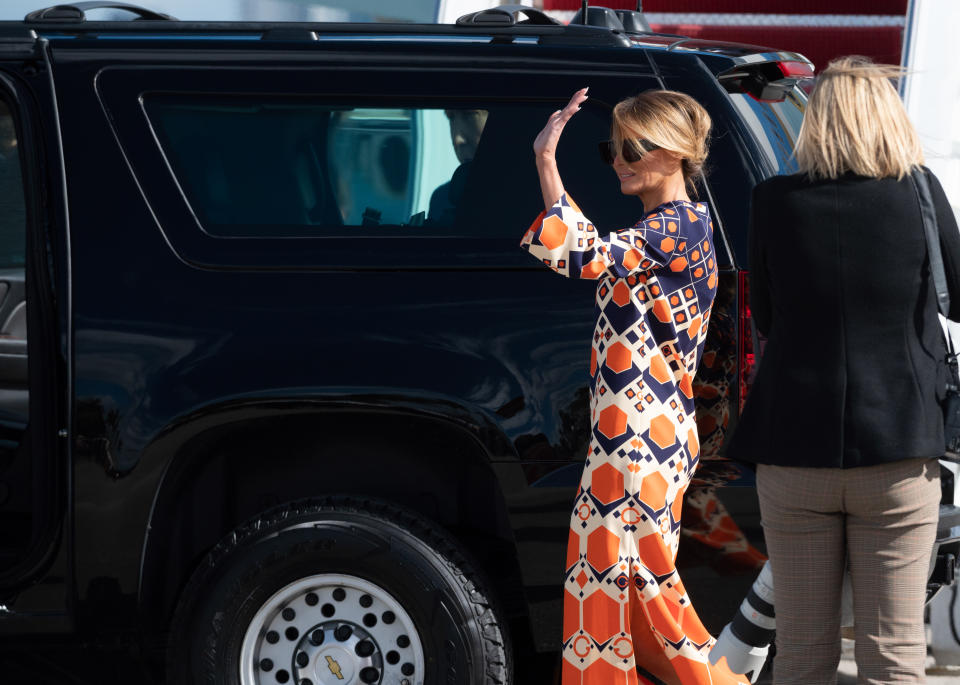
[0,28,67,597]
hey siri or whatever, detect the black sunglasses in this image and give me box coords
[598,139,661,165]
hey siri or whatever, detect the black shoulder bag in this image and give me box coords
[911,167,960,458]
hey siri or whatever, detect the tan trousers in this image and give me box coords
[757,458,940,684]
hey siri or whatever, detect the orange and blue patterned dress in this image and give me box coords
[521,194,746,685]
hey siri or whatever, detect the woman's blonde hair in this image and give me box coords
[795,56,924,180]
[611,89,711,189]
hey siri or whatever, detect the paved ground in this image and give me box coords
[837,638,960,685]
[2,635,960,683]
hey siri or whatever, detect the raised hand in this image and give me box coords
[533,87,589,162]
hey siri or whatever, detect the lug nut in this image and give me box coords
[355,640,375,657]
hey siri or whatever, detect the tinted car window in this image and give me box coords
[146,96,648,240]
[727,87,806,175]
[102,67,686,266]
[0,100,24,269]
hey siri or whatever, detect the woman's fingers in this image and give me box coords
[553,88,589,127]
[563,87,589,117]
[533,88,589,159]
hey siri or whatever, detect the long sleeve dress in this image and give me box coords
[521,193,748,685]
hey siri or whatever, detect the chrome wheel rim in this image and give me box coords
[239,574,425,685]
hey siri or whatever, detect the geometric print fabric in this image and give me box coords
[521,195,748,685]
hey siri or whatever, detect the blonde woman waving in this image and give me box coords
[523,88,747,685]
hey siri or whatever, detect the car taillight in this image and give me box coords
[737,271,755,413]
[776,61,815,79]
[718,59,815,102]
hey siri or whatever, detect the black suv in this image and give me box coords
[0,3,956,684]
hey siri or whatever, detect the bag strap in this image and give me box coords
[911,167,951,317]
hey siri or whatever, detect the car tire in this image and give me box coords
[167,496,512,685]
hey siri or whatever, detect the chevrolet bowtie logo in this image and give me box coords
[325,655,344,680]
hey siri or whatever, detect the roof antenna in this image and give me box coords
[581,0,589,24]
[637,1,643,10]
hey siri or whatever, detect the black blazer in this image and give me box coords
[725,169,960,468]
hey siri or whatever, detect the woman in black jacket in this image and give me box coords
[725,56,960,683]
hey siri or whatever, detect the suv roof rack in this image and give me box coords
[19,16,635,48]
[13,2,808,65]
[456,5,558,27]
[25,2,177,23]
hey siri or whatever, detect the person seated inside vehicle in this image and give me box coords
[428,108,488,225]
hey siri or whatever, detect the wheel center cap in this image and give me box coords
[315,645,355,684]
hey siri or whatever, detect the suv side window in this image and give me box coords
[0,99,25,269]
[716,86,807,263]
[145,94,650,241]
[149,100,484,235]
[101,66,673,267]
[727,87,806,176]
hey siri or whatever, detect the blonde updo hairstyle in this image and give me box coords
[611,89,712,192]
[794,56,923,180]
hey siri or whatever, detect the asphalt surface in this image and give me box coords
[3,638,960,684]
[837,638,960,685]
